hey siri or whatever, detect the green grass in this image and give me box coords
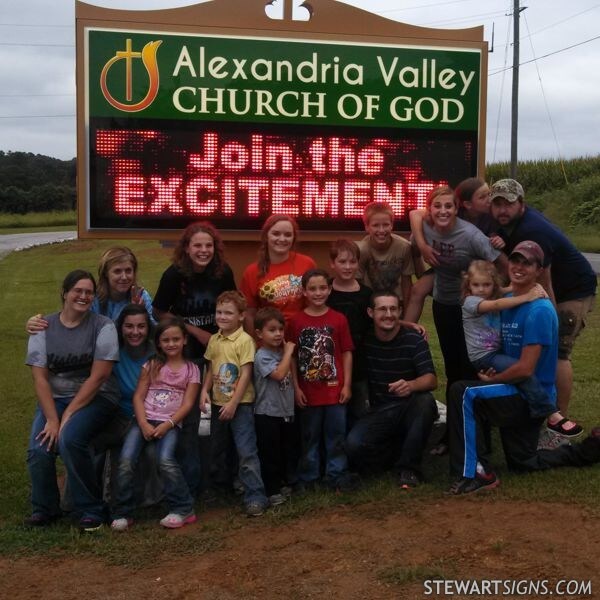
[0,240,599,564]
[0,210,75,231]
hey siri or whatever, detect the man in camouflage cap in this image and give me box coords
[490,178,597,433]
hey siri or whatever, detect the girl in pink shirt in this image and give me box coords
[111,317,200,531]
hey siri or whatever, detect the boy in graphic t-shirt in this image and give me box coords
[287,269,358,492]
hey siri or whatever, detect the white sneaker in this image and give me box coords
[159,512,197,529]
[111,517,132,532]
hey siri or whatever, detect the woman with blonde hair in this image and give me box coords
[26,246,154,332]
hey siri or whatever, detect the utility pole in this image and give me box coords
[511,1,527,178]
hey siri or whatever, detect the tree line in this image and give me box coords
[0,151,76,213]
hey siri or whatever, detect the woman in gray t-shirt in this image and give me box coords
[421,186,505,405]
[25,269,119,531]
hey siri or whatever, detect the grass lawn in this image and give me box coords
[0,239,598,563]
[0,211,76,232]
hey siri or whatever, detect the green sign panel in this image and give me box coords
[88,29,481,131]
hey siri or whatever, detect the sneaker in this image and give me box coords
[245,501,266,517]
[537,427,571,451]
[268,493,287,506]
[24,513,58,528]
[79,517,104,533]
[159,512,197,529]
[398,469,420,490]
[448,471,500,495]
[110,517,133,532]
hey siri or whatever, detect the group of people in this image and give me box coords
[24,177,600,533]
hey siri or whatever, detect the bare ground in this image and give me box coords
[1,497,598,599]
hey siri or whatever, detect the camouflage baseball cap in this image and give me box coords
[490,178,524,203]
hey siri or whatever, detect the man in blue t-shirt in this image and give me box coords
[447,241,600,494]
[490,179,596,430]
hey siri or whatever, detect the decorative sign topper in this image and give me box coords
[76,0,487,237]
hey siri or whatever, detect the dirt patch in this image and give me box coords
[1,498,598,599]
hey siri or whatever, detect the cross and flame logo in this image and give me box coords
[100,39,162,112]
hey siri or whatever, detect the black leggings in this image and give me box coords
[432,300,477,403]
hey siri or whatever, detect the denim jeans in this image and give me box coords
[27,395,117,520]
[113,421,194,517]
[472,353,556,418]
[210,403,268,507]
[175,402,202,497]
[299,404,348,484]
[346,393,437,476]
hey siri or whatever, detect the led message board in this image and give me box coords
[77,0,487,238]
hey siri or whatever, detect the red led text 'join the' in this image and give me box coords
[97,130,448,220]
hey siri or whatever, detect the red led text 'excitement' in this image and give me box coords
[96,130,444,220]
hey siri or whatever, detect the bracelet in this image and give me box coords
[168,418,176,428]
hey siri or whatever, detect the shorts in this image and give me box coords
[557,295,595,359]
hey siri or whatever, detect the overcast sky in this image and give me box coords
[1,0,599,162]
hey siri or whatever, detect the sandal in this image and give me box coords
[159,512,197,529]
[547,418,583,438]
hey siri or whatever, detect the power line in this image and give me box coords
[522,12,568,183]
[490,33,600,75]
[374,0,478,14]
[494,3,600,51]
[419,11,505,28]
[491,3,512,163]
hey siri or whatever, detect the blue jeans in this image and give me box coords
[27,395,117,520]
[346,393,437,476]
[472,353,556,418]
[176,402,202,497]
[113,421,194,517]
[299,404,348,484]
[210,403,267,507]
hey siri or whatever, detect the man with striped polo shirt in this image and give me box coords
[345,291,438,489]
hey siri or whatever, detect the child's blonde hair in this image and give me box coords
[461,260,503,301]
[216,290,247,313]
[362,202,394,227]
